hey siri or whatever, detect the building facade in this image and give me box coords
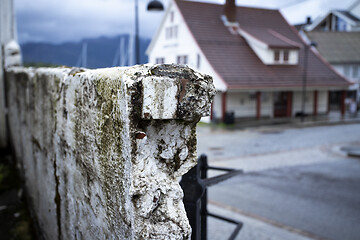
[147,0,350,122]
[301,0,360,105]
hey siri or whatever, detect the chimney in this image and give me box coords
[224,0,236,22]
[306,16,312,25]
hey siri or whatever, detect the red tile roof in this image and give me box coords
[174,0,350,89]
[240,28,301,49]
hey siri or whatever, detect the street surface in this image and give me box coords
[197,123,360,240]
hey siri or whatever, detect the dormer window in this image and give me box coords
[274,49,292,64]
[237,28,300,65]
[274,50,280,62]
[283,50,289,62]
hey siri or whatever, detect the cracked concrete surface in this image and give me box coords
[5,64,215,239]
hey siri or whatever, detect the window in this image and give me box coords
[156,58,165,64]
[197,54,201,68]
[335,17,347,31]
[274,50,280,62]
[352,65,359,78]
[170,11,174,23]
[177,55,188,64]
[273,49,292,64]
[249,93,256,100]
[165,27,171,39]
[283,50,289,62]
[173,26,178,38]
[165,26,178,39]
[344,65,351,77]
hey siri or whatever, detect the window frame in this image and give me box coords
[177,55,188,65]
[155,57,165,64]
[273,49,292,64]
[274,50,280,62]
[283,50,289,62]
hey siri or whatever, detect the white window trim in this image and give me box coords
[274,49,290,64]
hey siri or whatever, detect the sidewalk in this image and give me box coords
[207,203,318,240]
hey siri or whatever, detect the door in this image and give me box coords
[274,92,290,117]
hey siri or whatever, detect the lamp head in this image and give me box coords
[147,0,164,11]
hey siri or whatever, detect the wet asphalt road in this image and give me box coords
[198,123,360,240]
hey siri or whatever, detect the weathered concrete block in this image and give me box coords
[5,64,215,239]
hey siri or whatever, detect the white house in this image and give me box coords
[305,0,360,32]
[147,0,350,122]
[301,0,360,105]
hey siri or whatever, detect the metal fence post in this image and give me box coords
[181,154,244,240]
[180,161,205,240]
[199,154,208,240]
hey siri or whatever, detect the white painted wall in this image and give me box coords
[147,0,227,92]
[293,91,313,115]
[227,92,256,118]
[261,92,274,117]
[332,63,360,100]
[292,90,328,115]
[332,64,360,84]
[226,91,273,118]
[212,92,223,120]
[318,90,328,113]
[213,90,328,120]
[247,41,273,64]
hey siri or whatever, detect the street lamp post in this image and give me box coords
[301,41,317,122]
[135,0,164,65]
[135,0,140,65]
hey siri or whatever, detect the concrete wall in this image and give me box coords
[5,64,215,240]
[0,0,18,148]
[0,43,6,148]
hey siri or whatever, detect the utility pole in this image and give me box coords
[301,41,317,122]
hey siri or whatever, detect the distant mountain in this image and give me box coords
[21,34,151,69]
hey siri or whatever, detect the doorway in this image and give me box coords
[274,92,292,117]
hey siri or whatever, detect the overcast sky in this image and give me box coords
[15,0,356,44]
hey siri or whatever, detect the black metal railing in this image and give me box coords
[180,154,244,240]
